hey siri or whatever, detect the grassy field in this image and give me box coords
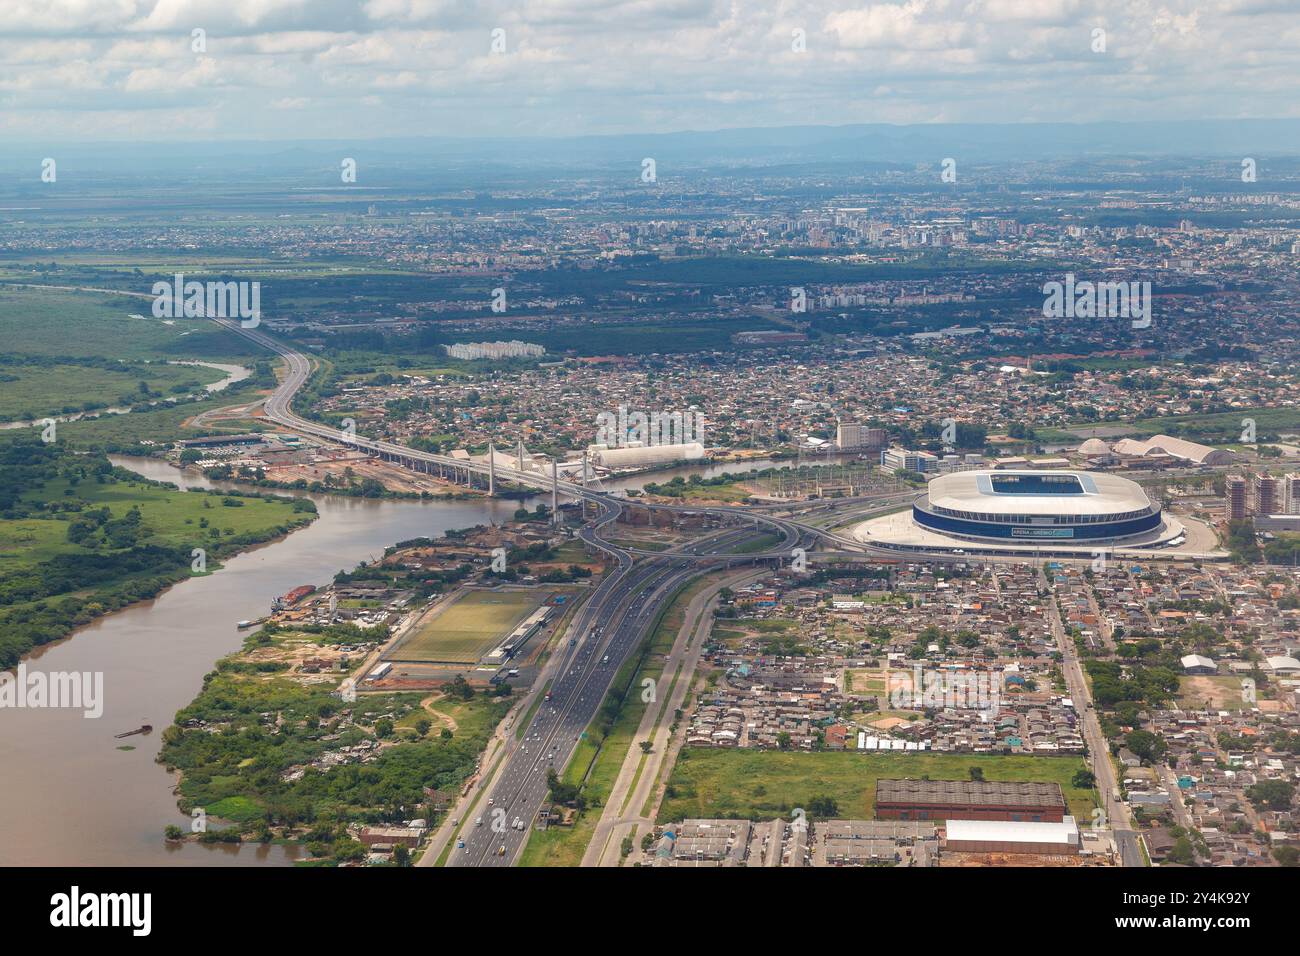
[0,285,254,362]
[0,361,225,422]
[0,518,74,566]
[391,588,548,664]
[50,390,272,448]
[1177,675,1249,712]
[846,669,887,694]
[7,475,311,562]
[657,750,1097,823]
[0,451,316,666]
[647,482,753,503]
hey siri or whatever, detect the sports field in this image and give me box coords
[390,588,549,664]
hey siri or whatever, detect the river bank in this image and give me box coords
[0,452,799,866]
[0,361,250,430]
[0,458,528,866]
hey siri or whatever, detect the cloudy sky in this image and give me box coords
[1,0,1297,142]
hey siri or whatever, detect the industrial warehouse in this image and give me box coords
[875,779,1070,823]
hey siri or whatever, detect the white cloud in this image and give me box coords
[0,0,1294,139]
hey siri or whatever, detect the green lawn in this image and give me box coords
[0,285,254,362]
[658,750,1097,823]
[0,361,226,422]
[392,588,549,663]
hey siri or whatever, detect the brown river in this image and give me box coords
[0,454,791,865]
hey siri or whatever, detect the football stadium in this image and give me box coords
[912,470,1162,543]
[849,469,1207,558]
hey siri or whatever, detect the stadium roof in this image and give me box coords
[1110,434,1236,465]
[926,470,1152,517]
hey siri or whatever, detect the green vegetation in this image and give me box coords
[0,357,227,423]
[158,621,512,861]
[658,750,1097,822]
[1045,406,1300,446]
[0,435,316,666]
[392,588,551,664]
[1085,658,1181,711]
[643,473,754,502]
[0,285,255,362]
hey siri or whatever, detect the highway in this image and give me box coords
[208,318,808,866]
[10,288,1209,871]
[449,523,766,867]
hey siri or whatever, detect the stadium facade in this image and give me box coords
[912,470,1162,543]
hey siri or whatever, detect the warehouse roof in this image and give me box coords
[876,778,1067,809]
[587,442,706,468]
[946,816,1080,846]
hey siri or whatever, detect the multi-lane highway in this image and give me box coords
[211,318,812,866]
[449,531,758,867]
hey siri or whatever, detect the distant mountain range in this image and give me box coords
[5,119,1300,181]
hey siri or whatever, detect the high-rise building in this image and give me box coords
[1226,475,1248,521]
[837,423,886,452]
[1285,473,1300,515]
[1253,473,1282,516]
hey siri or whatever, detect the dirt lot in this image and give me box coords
[1178,675,1248,711]
[242,635,358,686]
[263,455,472,495]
